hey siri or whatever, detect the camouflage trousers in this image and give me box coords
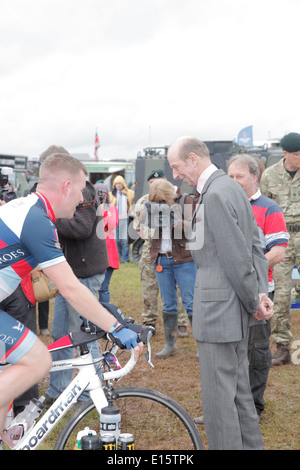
[139,247,189,327]
[272,231,300,345]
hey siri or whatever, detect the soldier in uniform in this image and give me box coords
[260,132,300,365]
[133,169,189,337]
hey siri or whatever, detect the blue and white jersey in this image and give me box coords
[0,192,65,301]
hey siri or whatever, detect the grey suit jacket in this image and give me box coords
[189,169,268,343]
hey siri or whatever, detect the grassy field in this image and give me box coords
[40,261,299,450]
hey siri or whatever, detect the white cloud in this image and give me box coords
[0,0,299,159]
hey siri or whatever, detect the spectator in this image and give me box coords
[94,183,119,303]
[260,132,300,365]
[109,175,134,263]
[146,179,196,358]
[228,154,289,417]
[133,169,190,336]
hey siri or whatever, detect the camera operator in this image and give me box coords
[144,179,196,358]
[0,168,17,205]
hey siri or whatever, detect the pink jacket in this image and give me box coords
[102,204,120,269]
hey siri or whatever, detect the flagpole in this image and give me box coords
[94,128,100,161]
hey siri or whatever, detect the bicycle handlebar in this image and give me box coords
[103,348,137,381]
[103,325,155,381]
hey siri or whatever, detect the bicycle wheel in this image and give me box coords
[54,386,203,450]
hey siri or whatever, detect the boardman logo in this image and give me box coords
[19,384,82,450]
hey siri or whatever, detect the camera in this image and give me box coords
[144,201,176,229]
[0,167,17,203]
[97,189,106,204]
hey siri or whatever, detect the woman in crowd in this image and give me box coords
[95,183,119,303]
[109,175,135,263]
[147,179,196,358]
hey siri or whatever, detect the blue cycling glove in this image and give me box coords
[108,324,139,350]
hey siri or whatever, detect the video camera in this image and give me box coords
[0,167,17,203]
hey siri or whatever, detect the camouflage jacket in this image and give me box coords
[260,158,300,225]
[132,193,155,242]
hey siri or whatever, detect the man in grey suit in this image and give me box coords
[167,137,274,450]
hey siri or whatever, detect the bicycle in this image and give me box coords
[1,322,203,450]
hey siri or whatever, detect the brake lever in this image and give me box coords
[139,326,155,368]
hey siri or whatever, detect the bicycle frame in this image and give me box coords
[14,345,137,450]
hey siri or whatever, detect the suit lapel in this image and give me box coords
[192,169,225,226]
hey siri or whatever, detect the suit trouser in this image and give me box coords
[198,334,264,450]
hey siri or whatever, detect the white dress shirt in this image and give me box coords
[196,164,218,194]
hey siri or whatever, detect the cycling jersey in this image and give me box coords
[0,192,66,363]
[0,192,65,302]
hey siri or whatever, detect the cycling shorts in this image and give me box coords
[0,310,37,364]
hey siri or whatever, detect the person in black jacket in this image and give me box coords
[44,178,109,406]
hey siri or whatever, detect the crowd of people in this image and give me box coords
[0,131,299,450]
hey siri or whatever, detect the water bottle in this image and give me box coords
[2,396,45,448]
[81,433,101,450]
[74,427,96,450]
[100,402,121,442]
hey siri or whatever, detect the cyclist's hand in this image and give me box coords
[108,325,143,360]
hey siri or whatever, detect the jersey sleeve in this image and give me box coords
[264,206,289,251]
[21,208,65,268]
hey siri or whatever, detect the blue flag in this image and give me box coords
[237,126,253,147]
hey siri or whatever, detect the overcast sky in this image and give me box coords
[0,0,299,160]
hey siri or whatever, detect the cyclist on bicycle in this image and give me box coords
[0,152,143,436]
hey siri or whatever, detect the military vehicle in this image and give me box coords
[242,141,283,168]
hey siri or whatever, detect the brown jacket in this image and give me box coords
[150,191,194,264]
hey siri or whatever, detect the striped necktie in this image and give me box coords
[192,190,200,212]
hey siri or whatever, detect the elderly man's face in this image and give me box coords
[168,152,198,187]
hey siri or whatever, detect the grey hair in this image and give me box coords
[227,154,260,179]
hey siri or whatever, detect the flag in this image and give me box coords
[94,129,100,161]
[237,125,253,147]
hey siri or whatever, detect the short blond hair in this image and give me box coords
[148,179,176,206]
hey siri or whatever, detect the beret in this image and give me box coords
[147,168,165,181]
[280,132,300,153]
